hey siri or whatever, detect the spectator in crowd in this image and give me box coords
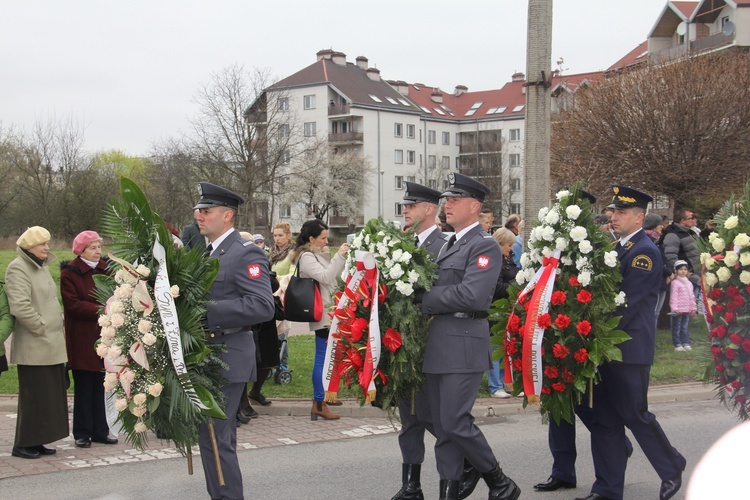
[253,234,269,253]
[504,214,523,268]
[488,228,520,399]
[670,260,697,352]
[5,226,69,459]
[660,208,701,294]
[0,280,13,380]
[479,209,494,233]
[181,209,207,251]
[644,213,674,325]
[643,213,663,242]
[61,231,118,448]
[269,222,295,374]
[700,219,716,240]
[292,219,349,421]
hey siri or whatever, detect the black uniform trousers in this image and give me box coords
[588,363,685,500]
[72,369,109,440]
[397,386,434,464]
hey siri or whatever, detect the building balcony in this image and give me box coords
[459,141,503,155]
[246,111,267,123]
[328,132,364,144]
[649,44,688,64]
[691,31,735,53]
[328,104,350,116]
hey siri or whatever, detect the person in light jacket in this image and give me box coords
[292,219,349,421]
[669,260,696,351]
[0,280,14,378]
[5,226,69,460]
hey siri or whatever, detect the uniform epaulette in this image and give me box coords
[483,234,493,239]
[242,240,253,247]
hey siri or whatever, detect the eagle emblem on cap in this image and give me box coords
[198,183,204,196]
[448,172,456,184]
[613,186,620,194]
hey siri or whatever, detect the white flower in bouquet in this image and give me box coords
[578,271,592,287]
[395,280,414,296]
[131,406,147,417]
[708,231,719,243]
[376,242,388,258]
[716,267,732,283]
[575,256,589,270]
[578,240,593,254]
[555,237,568,251]
[542,247,554,258]
[724,251,739,267]
[351,235,363,249]
[142,333,157,346]
[614,291,627,306]
[407,269,419,284]
[377,230,386,237]
[96,343,109,357]
[725,216,739,229]
[712,237,726,253]
[104,371,119,386]
[740,271,750,285]
[524,268,536,281]
[136,264,151,278]
[556,190,571,201]
[540,226,555,241]
[101,326,116,339]
[137,319,153,334]
[735,233,750,248]
[114,283,134,299]
[120,368,136,384]
[114,398,128,412]
[110,313,125,328]
[392,249,403,262]
[384,257,394,270]
[100,336,113,347]
[109,300,124,314]
[399,251,412,263]
[364,234,371,245]
[115,269,138,286]
[104,379,118,392]
[570,226,588,242]
[390,265,405,280]
[538,206,550,220]
[566,205,582,220]
[561,255,573,266]
[741,253,750,267]
[604,250,618,268]
[134,422,148,433]
[704,272,718,287]
[520,253,531,268]
[107,345,123,359]
[544,209,560,225]
[387,238,397,247]
[515,269,526,285]
[98,315,111,327]
[148,382,164,397]
[170,285,180,298]
[133,393,148,406]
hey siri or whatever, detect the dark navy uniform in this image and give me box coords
[584,186,685,500]
[195,183,275,500]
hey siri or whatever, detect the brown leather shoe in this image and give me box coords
[311,400,340,420]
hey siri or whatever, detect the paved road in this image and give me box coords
[0,399,737,499]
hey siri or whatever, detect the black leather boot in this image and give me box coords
[391,463,424,500]
[439,479,459,500]
[482,463,521,500]
[458,459,481,499]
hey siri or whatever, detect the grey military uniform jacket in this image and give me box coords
[206,230,275,383]
[421,224,502,374]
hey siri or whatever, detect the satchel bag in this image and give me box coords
[283,257,323,322]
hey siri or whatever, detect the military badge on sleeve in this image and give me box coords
[247,264,261,279]
[477,255,490,269]
[632,255,653,271]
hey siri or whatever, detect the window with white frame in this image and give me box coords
[511,203,521,214]
[509,153,521,167]
[395,149,404,164]
[510,178,521,191]
[394,123,403,137]
[395,203,404,216]
[428,179,437,189]
[279,124,290,139]
[428,155,436,169]
[303,94,316,110]
[304,122,317,137]
[407,150,415,164]
[428,130,436,144]
[278,97,289,111]
[395,175,404,189]
[510,129,521,142]
[279,204,291,218]
[442,131,450,145]
[406,124,415,139]
[407,175,416,183]
[441,156,450,168]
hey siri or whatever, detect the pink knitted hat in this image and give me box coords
[72,230,102,256]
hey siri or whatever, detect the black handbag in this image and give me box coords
[283,258,323,322]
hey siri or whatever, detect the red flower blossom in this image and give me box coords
[348,348,363,370]
[732,380,742,389]
[747,285,750,295]
[552,343,570,359]
[711,346,722,357]
[710,288,724,300]
[737,395,747,405]
[507,314,521,333]
[727,286,739,298]
[714,325,728,339]
[574,348,589,363]
[505,340,519,356]
[713,304,724,314]
[725,312,735,323]
[576,321,592,336]
[383,328,403,353]
[734,294,746,306]
[512,358,523,371]
[518,293,530,305]
[561,369,574,383]
[730,333,743,345]
[726,348,738,360]
[350,317,368,342]
[554,314,571,329]
[568,276,580,287]
[742,339,750,353]
[551,291,567,305]
[727,301,739,313]
[541,386,552,395]
[543,365,559,379]
[552,382,566,392]
[576,289,593,304]
[379,282,388,303]
[538,313,552,329]
[716,364,726,373]
[744,362,750,373]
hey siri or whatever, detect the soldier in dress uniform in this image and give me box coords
[194,182,276,500]
[575,185,686,500]
[420,173,521,500]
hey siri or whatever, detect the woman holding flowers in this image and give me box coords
[292,219,349,421]
[61,231,118,448]
[5,226,69,459]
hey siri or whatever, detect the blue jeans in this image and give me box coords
[487,358,504,393]
[313,334,327,402]
[670,313,690,346]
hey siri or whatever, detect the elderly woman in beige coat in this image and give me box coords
[5,226,69,459]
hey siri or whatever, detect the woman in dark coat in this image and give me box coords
[61,231,117,448]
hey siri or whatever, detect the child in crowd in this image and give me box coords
[669,260,696,351]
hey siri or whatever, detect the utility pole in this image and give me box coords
[523,0,553,243]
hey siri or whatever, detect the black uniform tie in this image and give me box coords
[446,234,456,250]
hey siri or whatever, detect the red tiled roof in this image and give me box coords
[672,1,699,18]
[607,41,649,71]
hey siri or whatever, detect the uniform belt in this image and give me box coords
[437,311,489,320]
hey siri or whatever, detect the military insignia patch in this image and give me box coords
[624,241,634,250]
[477,255,490,269]
[247,264,261,279]
[632,255,653,271]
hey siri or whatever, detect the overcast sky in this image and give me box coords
[1,0,666,156]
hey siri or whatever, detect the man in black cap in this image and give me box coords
[194,182,276,500]
[421,173,521,500]
[575,185,685,500]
